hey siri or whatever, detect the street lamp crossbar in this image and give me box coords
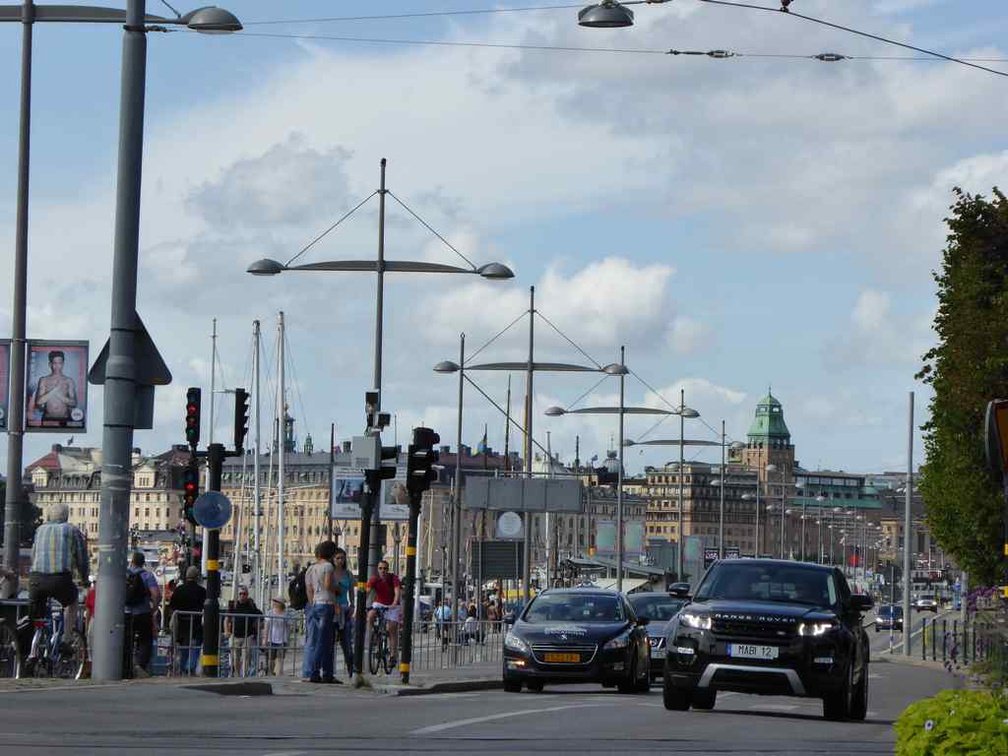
[0,4,242,31]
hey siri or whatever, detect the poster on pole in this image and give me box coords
[595,519,617,557]
[0,339,9,430]
[380,477,410,521]
[624,520,645,557]
[24,340,88,432]
[330,474,364,519]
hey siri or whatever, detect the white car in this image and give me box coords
[914,597,938,613]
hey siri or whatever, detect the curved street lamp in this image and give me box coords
[577,0,672,28]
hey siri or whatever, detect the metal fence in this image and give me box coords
[919,615,1008,673]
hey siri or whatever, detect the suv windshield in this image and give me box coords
[523,594,623,623]
[694,563,837,608]
[628,595,687,621]
[879,605,903,618]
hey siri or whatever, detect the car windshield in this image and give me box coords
[879,605,903,618]
[628,595,687,621]
[523,594,623,623]
[693,563,836,608]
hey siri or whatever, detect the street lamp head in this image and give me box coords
[544,406,567,417]
[601,362,629,376]
[476,262,515,280]
[246,258,285,276]
[578,1,634,27]
[741,493,754,500]
[183,6,243,33]
[765,463,777,473]
[680,408,700,419]
[729,441,746,451]
[433,360,461,374]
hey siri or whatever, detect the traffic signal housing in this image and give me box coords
[183,458,199,525]
[185,387,201,449]
[234,388,250,453]
[407,426,440,495]
[380,444,399,481]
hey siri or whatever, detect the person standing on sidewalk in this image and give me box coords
[332,547,354,676]
[168,566,206,675]
[225,587,262,677]
[124,552,160,676]
[263,598,290,675]
[302,540,340,684]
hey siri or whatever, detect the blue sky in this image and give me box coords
[0,0,1006,477]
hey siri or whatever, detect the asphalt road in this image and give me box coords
[869,607,955,657]
[0,659,958,755]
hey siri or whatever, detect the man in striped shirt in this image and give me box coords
[28,502,88,633]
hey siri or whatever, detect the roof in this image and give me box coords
[540,587,620,595]
[716,557,835,572]
[747,390,791,442]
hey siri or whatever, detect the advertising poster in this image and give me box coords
[0,340,9,431]
[595,519,617,556]
[25,340,88,432]
[331,474,364,520]
[623,520,645,557]
[380,477,410,521]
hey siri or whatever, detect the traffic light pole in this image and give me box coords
[352,472,376,687]
[202,442,225,677]
[399,490,422,684]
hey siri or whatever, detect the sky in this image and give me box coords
[0,0,1005,478]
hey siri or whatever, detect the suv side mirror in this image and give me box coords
[669,583,691,599]
[850,594,873,613]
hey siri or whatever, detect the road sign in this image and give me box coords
[193,491,232,530]
[703,548,719,570]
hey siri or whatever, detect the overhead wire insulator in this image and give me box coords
[708,50,735,58]
[815,53,847,62]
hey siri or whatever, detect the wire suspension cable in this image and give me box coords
[696,0,1008,78]
[564,373,610,412]
[285,190,379,267]
[244,4,584,26]
[464,373,552,461]
[463,309,529,366]
[534,310,602,369]
[387,191,477,270]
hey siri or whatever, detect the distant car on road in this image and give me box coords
[663,559,873,721]
[875,604,904,633]
[914,597,938,613]
[502,588,651,694]
[627,592,688,679]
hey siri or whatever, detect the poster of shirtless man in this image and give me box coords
[0,340,9,431]
[25,341,88,431]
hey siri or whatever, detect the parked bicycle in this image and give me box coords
[23,601,86,680]
[368,606,395,675]
[0,619,20,678]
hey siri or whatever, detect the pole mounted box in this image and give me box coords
[352,434,380,471]
[985,399,1008,478]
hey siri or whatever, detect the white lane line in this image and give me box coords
[749,703,798,711]
[261,752,308,756]
[868,674,883,679]
[411,703,613,735]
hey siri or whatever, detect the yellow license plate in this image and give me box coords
[544,652,581,663]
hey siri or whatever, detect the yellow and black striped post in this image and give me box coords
[201,442,225,677]
[399,490,423,684]
[351,473,377,686]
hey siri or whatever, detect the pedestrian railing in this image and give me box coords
[917,615,1008,676]
[407,619,504,673]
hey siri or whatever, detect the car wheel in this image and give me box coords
[503,677,523,693]
[849,664,868,721]
[691,689,717,710]
[526,680,544,693]
[635,653,652,693]
[618,656,638,694]
[822,663,853,721]
[662,677,691,711]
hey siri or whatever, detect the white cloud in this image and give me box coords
[666,316,711,356]
[851,289,892,331]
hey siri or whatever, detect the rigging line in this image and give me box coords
[284,190,379,267]
[243,4,583,26]
[386,191,477,270]
[534,310,603,369]
[564,373,610,412]
[463,308,529,365]
[696,0,1008,78]
[282,328,312,449]
[464,373,552,461]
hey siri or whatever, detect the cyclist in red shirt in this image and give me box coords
[367,560,402,663]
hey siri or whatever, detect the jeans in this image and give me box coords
[178,645,199,674]
[302,603,335,680]
[126,612,154,672]
[335,607,353,675]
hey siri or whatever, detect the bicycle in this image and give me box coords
[23,600,86,680]
[368,607,396,675]
[0,619,20,678]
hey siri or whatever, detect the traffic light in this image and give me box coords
[183,458,199,525]
[365,390,390,431]
[233,388,250,453]
[380,444,399,481]
[406,426,440,495]
[185,387,201,449]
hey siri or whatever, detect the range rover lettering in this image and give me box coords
[663,559,872,720]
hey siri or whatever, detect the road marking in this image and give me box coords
[261,752,308,756]
[868,673,883,679]
[412,703,613,734]
[748,703,798,711]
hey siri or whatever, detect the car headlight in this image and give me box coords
[680,612,712,630]
[504,632,529,653]
[603,631,631,650]
[798,621,837,637]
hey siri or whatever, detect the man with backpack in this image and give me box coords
[124,552,160,675]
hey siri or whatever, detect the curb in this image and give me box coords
[182,681,273,696]
[375,678,502,696]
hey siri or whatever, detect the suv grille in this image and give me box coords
[711,619,797,640]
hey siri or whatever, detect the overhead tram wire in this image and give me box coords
[242,4,585,26]
[217,31,1008,69]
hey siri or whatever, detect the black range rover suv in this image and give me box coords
[663,559,872,720]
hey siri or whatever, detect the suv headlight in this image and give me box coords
[603,631,631,650]
[798,621,837,637]
[680,612,712,630]
[504,632,529,653]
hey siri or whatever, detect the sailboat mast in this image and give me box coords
[252,320,262,606]
[277,311,286,584]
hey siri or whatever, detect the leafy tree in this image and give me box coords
[917,187,1008,585]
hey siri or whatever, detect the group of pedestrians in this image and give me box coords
[300,541,360,683]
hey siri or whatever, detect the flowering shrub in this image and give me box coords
[895,689,1008,755]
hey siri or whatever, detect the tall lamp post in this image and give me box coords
[708,431,746,558]
[0,0,240,602]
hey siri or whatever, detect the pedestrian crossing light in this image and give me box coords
[183,459,199,525]
[234,387,250,453]
[185,387,201,449]
[380,444,400,481]
[407,426,440,495]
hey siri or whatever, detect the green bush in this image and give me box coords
[896,689,1008,755]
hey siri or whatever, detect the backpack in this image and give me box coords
[125,570,150,607]
[288,567,308,610]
